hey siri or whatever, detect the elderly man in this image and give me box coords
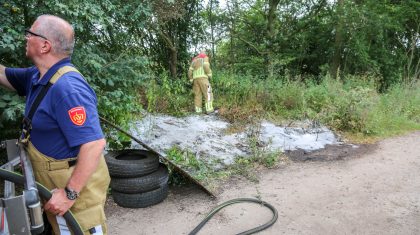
[188,49,214,114]
[0,15,110,234]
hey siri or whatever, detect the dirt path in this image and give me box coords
[105,131,420,235]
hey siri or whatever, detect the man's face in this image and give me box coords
[25,21,47,60]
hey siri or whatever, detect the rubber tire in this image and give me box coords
[111,163,169,193]
[105,149,159,177]
[112,183,169,208]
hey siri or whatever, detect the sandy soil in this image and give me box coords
[105,131,420,235]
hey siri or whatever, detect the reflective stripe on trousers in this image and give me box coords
[192,77,213,112]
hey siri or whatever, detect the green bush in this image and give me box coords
[304,83,331,113]
[143,73,191,116]
[363,82,420,136]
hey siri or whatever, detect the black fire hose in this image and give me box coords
[0,168,84,235]
[189,198,278,235]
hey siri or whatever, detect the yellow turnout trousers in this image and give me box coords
[192,77,213,113]
[26,142,110,235]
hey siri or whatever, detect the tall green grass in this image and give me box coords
[141,73,191,115]
[139,72,420,139]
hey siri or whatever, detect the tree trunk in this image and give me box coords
[209,0,216,67]
[227,0,238,74]
[158,30,178,79]
[330,0,345,80]
[266,0,280,78]
[169,47,178,79]
[404,22,420,83]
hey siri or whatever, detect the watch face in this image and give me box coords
[67,191,77,200]
[65,188,79,200]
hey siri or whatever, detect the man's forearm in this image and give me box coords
[66,138,106,193]
[0,65,15,90]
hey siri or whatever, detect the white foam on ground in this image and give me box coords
[260,121,338,152]
[131,114,339,165]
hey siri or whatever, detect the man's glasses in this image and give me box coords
[24,29,48,40]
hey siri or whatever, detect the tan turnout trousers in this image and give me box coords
[193,77,213,113]
[27,142,110,235]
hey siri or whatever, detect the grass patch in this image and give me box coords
[165,127,290,191]
[139,73,420,141]
[166,146,231,191]
[228,152,288,183]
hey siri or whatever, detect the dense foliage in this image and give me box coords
[213,0,419,90]
[0,0,153,142]
[0,0,419,143]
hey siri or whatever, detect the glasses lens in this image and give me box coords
[24,29,32,38]
[24,29,47,40]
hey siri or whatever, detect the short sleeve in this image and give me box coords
[54,90,103,148]
[5,67,37,96]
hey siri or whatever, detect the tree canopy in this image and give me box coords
[0,0,419,138]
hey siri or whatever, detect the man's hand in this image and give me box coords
[44,188,76,216]
[0,65,15,90]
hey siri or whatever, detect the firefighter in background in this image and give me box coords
[188,49,214,114]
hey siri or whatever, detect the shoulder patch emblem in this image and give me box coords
[68,106,86,126]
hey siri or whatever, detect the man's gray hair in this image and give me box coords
[36,15,75,56]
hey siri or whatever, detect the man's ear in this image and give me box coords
[41,40,52,54]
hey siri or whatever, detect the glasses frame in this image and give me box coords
[24,29,49,40]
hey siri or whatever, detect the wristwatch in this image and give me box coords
[65,187,80,200]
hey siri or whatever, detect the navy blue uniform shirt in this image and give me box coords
[5,58,104,159]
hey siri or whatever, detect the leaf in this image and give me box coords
[2,94,11,101]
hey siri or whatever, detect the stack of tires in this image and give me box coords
[105,149,169,208]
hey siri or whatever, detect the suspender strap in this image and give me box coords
[26,83,52,122]
[26,66,81,121]
[21,66,81,144]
